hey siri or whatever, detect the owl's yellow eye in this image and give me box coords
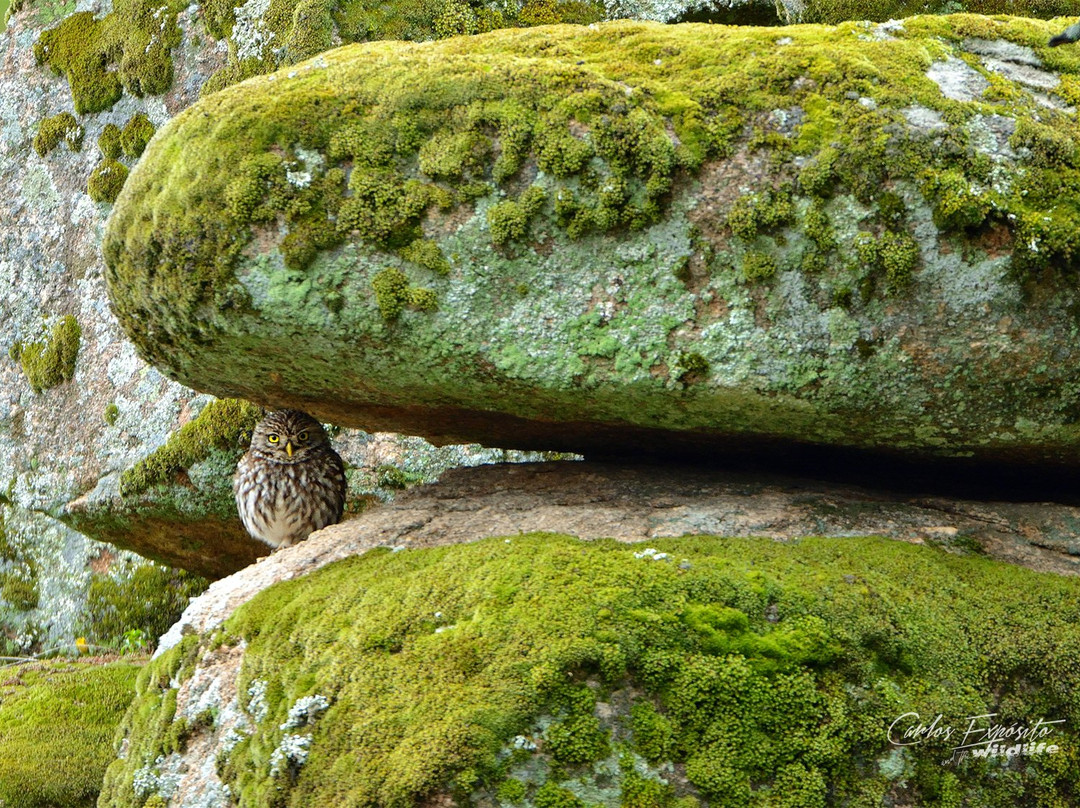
[297,431,309,442]
[267,434,280,444]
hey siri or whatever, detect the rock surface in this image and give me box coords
[105,18,1080,471]
[157,459,1080,655]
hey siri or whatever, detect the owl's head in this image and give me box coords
[250,409,330,463]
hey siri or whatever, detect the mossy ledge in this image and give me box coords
[105,18,1080,465]
[119,398,262,498]
[100,534,1080,807]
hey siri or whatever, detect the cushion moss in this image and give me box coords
[87,159,130,203]
[101,534,1080,807]
[97,123,123,160]
[120,112,156,158]
[13,314,81,394]
[32,111,83,156]
[33,0,185,114]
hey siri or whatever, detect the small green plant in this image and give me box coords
[120,628,149,654]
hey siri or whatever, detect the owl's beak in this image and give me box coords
[286,441,293,458]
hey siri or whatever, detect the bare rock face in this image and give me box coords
[103,18,1080,473]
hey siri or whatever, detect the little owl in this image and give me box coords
[234,409,346,550]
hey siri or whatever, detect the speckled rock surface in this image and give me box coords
[103,18,1080,471]
[156,459,1080,659]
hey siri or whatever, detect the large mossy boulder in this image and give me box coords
[105,18,1080,468]
[100,534,1080,807]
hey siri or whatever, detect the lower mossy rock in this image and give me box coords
[0,658,142,808]
[104,18,1080,468]
[100,534,1080,807]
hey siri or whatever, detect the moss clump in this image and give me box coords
[371,268,437,320]
[103,402,120,425]
[0,568,39,611]
[879,230,921,291]
[496,778,527,804]
[726,187,795,241]
[16,315,80,394]
[544,713,610,765]
[0,660,141,808]
[488,186,547,246]
[102,534,1080,807]
[674,351,709,383]
[534,782,586,808]
[919,169,995,231]
[32,111,83,156]
[741,250,777,281]
[82,563,208,648]
[399,239,451,275]
[120,112,155,158]
[33,0,183,114]
[119,398,262,497]
[87,159,129,203]
[97,123,122,159]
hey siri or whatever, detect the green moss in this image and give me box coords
[544,713,610,766]
[534,782,586,808]
[0,568,39,610]
[119,398,262,497]
[120,112,155,158]
[99,637,198,808]
[87,159,129,203]
[371,267,437,320]
[97,123,122,159]
[497,777,527,804]
[375,464,423,489]
[920,169,994,231]
[879,230,921,291]
[0,660,141,808]
[399,239,452,275]
[82,563,208,648]
[488,186,547,246]
[674,351,709,383]
[630,702,675,762]
[32,111,83,156]
[201,0,604,96]
[101,534,1080,807]
[726,187,795,241]
[103,402,120,425]
[621,766,676,808]
[741,251,777,281]
[16,314,80,394]
[33,0,184,115]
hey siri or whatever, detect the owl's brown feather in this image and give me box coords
[234,410,346,549]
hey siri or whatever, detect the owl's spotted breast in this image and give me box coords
[234,410,347,549]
